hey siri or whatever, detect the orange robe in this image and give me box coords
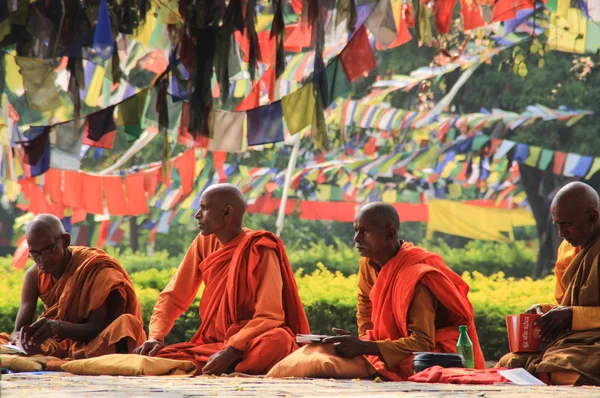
[150,229,310,375]
[498,238,600,385]
[359,242,485,381]
[15,247,145,359]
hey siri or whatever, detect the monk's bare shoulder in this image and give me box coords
[21,264,40,298]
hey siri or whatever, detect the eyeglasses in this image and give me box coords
[27,239,62,260]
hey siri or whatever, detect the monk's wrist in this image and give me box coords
[361,340,380,356]
[225,345,244,359]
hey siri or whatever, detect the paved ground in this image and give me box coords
[1,373,599,397]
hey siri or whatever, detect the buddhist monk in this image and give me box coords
[267,202,485,380]
[0,214,146,359]
[134,183,310,375]
[497,181,600,386]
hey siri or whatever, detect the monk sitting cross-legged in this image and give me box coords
[497,182,600,386]
[134,184,310,375]
[268,202,485,380]
[0,214,146,359]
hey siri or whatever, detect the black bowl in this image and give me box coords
[412,352,465,374]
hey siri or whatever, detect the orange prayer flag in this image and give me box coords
[124,173,150,215]
[81,174,105,214]
[28,183,52,214]
[71,208,88,224]
[143,168,160,196]
[63,171,83,208]
[174,149,196,196]
[102,176,131,216]
[12,235,29,270]
[44,168,63,205]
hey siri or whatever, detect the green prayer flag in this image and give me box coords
[325,59,352,108]
[539,149,554,170]
[471,135,490,151]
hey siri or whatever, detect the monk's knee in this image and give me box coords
[497,353,523,369]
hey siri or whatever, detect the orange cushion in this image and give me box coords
[266,343,377,379]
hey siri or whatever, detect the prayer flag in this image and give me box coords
[339,26,376,83]
[247,101,284,146]
[93,0,114,60]
[209,111,245,152]
[281,83,315,135]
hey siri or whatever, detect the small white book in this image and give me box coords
[1,344,27,355]
[296,334,332,344]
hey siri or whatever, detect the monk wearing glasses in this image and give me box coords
[0,214,146,359]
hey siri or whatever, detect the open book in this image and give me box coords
[296,334,333,344]
[1,344,27,355]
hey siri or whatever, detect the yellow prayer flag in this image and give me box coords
[447,183,462,199]
[525,146,542,167]
[281,83,316,135]
[585,157,600,179]
[440,161,457,179]
[134,10,157,47]
[426,200,535,242]
[4,54,23,93]
[233,80,247,98]
[382,189,396,203]
[549,0,587,54]
[317,185,332,201]
[85,65,106,107]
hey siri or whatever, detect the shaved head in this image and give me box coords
[551,181,600,247]
[26,214,65,240]
[353,202,402,265]
[355,202,400,231]
[25,214,71,275]
[195,184,247,242]
[551,181,599,213]
[202,183,247,220]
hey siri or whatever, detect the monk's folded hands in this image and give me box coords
[202,346,244,375]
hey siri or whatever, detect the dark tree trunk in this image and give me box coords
[518,164,567,277]
[129,216,139,253]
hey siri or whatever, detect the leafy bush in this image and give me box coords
[288,239,361,276]
[422,239,536,278]
[103,248,181,274]
[0,256,554,361]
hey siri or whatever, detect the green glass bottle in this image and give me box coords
[456,325,474,369]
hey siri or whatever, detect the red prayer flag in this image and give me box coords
[434,0,458,34]
[339,27,376,83]
[461,0,485,30]
[553,151,567,175]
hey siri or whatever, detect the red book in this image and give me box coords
[506,314,542,353]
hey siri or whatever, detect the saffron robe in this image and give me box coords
[1,246,146,359]
[149,229,310,375]
[498,237,600,386]
[359,242,485,381]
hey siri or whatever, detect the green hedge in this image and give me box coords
[0,257,554,361]
[106,238,536,278]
